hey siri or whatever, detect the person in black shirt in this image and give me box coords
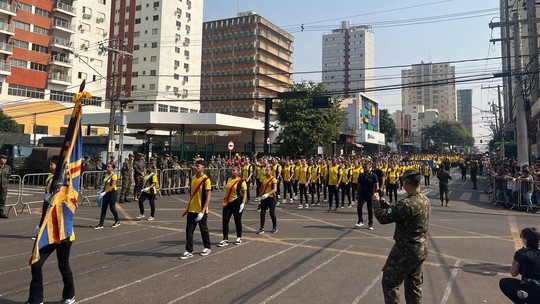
[500,227,540,303]
[372,162,385,194]
[356,162,378,230]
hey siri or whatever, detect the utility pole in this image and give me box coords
[513,12,530,166]
[100,37,131,165]
[497,85,505,158]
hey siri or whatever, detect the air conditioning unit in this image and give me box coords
[80,29,85,33]
[174,65,179,69]
[96,17,104,23]
[83,13,91,19]
[186,56,189,60]
[177,14,181,19]
[182,81,186,85]
[183,42,189,47]
[103,32,108,37]
[177,26,181,30]
[185,68,189,72]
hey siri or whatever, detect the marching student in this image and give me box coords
[257,165,278,234]
[297,158,311,209]
[93,162,120,229]
[218,166,247,247]
[326,157,342,211]
[180,159,212,259]
[136,164,158,221]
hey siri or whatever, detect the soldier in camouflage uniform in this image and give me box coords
[82,155,93,189]
[133,154,146,200]
[159,155,170,195]
[0,154,11,218]
[373,169,431,304]
[119,154,135,203]
[436,166,452,207]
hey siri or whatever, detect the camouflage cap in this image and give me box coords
[0,154,7,159]
[400,169,421,182]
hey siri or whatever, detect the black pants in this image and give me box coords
[222,199,243,239]
[276,178,282,198]
[256,180,262,198]
[388,183,398,203]
[28,241,74,304]
[351,183,357,200]
[245,180,252,201]
[293,180,299,196]
[260,196,277,230]
[310,182,320,204]
[283,180,293,200]
[499,278,540,304]
[322,178,327,200]
[357,194,373,226]
[461,171,467,180]
[99,191,119,225]
[471,175,477,189]
[138,192,156,217]
[185,212,211,252]
[341,183,351,206]
[424,175,430,186]
[327,185,339,209]
[299,183,308,204]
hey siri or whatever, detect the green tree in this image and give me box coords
[379,109,397,143]
[0,109,21,133]
[422,120,474,152]
[275,82,345,157]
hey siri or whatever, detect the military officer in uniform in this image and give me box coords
[373,169,431,304]
[119,154,134,203]
[81,155,93,189]
[436,166,452,207]
[0,154,11,218]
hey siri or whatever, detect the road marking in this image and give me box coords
[479,194,489,203]
[258,245,354,304]
[167,240,308,303]
[508,215,522,250]
[352,272,383,304]
[115,204,137,225]
[459,193,471,201]
[77,241,249,303]
[440,259,461,304]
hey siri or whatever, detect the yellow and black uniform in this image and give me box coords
[310,165,322,205]
[98,172,119,226]
[320,163,328,200]
[326,164,343,210]
[138,172,158,218]
[293,164,300,197]
[242,163,254,200]
[386,168,400,203]
[221,177,247,241]
[351,165,361,200]
[298,165,310,207]
[422,165,432,187]
[259,175,278,232]
[256,164,265,198]
[185,173,212,253]
[341,167,353,207]
[282,164,294,201]
[273,163,283,198]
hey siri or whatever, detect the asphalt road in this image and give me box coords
[0,168,535,304]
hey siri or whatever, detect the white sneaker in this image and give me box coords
[289,198,294,203]
[61,297,76,304]
[304,204,309,209]
[200,248,211,256]
[136,214,145,219]
[254,197,260,202]
[282,199,287,204]
[297,204,303,209]
[234,238,242,245]
[179,251,193,259]
[217,240,228,247]
[147,216,154,221]
[368,226,374,230]
[355,222,364,227]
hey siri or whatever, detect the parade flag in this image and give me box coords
[30,81,91,265]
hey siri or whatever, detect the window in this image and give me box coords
[175,47,180,53]
[152,28,158,35]
[33,25,50,36]
[183,76,188,83]
[11,40,29,49]
[138,104,154,112]
[93,59,102,67]
[153,15,159,21]
[151,56,157,62]
[8,84,45,99]
[151,42,157,48]
[98,0,107,4]
[149,84,156,90]
[35,8,51,18]
[170,106,179,113]
[158,105,168,112]
[11,59,27,68]
[153,2,160,8]
[150,70,156,76]
[17,2,32,12]
[174,74,179,80]
[78,71,87,79]
[134,45,139,50]
[30,62,47,72]
[31,44,48,53]
[34,126,48,134]
[13,20,31,31]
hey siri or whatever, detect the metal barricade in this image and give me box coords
[20,173,50,214]
[5,174,22,216]
[80,170,104,206]
[158,168,191,195]
[206,168,219,190]
[217,168,234,190]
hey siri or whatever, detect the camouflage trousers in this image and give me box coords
[120,175,133,199]
[382,246,424,304]
[0,186,6,211]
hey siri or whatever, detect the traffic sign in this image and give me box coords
[228,141,234,151]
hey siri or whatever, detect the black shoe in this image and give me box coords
[0,212,8,219]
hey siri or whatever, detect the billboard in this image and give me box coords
[359,94,379,132]
[361,129,385,145]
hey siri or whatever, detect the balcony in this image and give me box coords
[52,2,77,17]
[0,1,17,16]
[0,59,11,76]
[0,22,14,35]
[0,42,13,55]
[49,55,73,68]
[48,71,71,85]
[51,19,75,34]
[50,36,74,51]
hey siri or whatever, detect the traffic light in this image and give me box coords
[312,96,331,109]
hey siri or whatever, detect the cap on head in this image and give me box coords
[0,154,7,160]
[195,159,205,165]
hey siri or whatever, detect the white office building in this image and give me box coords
[322,21,374,98]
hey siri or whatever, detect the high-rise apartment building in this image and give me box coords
[112,0,203,114]
[401,62,457,122]
[322,21,374,98]
[0,0,107,107]
[457,89,473,135]
[199,11,294,119]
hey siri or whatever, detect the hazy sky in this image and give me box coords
[203,0,503,146]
